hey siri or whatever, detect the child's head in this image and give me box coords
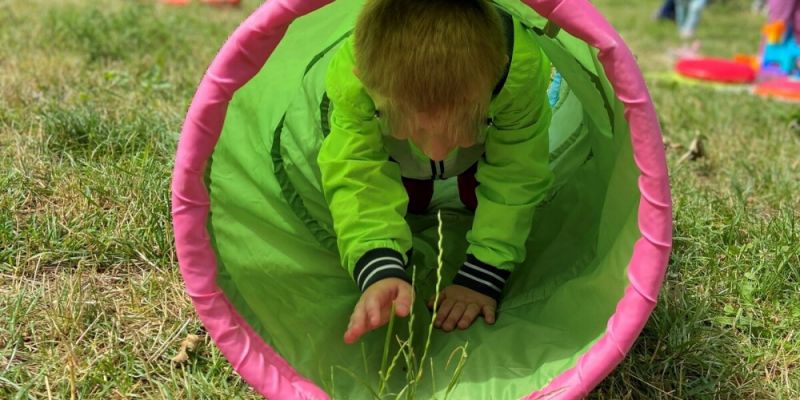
[354,0,507,160]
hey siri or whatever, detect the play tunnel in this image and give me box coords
[171,0,673,398]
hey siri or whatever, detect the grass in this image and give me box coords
[1,0,798,398]
[327,212,469,399]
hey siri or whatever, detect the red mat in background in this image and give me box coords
[675,57,757,84]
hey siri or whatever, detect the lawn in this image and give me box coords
[1,0,798,398]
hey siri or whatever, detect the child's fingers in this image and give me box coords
[394,285,412,317]
[344,326,362,344]
[442,302,466,331]
[457,303,482,330]
[434,298,455,328]
[426,292,444,310]
[365,296,383,328]
[344,303,367,344]
[350,301,365,325]
[482,304,497,325]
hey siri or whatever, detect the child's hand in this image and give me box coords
[427,285,496,332]
[344,278,413,344]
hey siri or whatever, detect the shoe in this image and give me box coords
[669,40,702,61]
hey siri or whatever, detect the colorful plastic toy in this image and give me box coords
[675,57,757,83]
[671,20,800,101]
[760,22,800,79]
[171,0,672,399]
[755,77,800,101]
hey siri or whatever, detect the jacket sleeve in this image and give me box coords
[454,39,554,302]
[317,40,414,292]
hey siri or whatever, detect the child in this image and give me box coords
[317,0,553,344]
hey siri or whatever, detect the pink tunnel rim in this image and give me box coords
[170,0,673,399]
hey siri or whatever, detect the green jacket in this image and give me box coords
[317,15,553,300]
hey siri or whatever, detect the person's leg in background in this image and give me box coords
[679,0,708,38]
[752,0,767,14]
[655,0,677,21]
[668,0,703,59]
[675,0,688,32]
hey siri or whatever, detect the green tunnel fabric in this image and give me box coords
[205,1,639,398]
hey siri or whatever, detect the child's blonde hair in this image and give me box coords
[354,0,507,146]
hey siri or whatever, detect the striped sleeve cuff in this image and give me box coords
[452,254,511,301]
[353,248,412,292]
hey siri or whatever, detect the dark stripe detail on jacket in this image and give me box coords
[354,248,411,292]
[452,254,511,301]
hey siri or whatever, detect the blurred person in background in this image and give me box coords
[767,0,800,42]
[675,0,708,39]
[752,0,767,14]
[655,0,677,21]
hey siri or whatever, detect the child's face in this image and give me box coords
[404,112,475,161]
[372,92,482,161]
